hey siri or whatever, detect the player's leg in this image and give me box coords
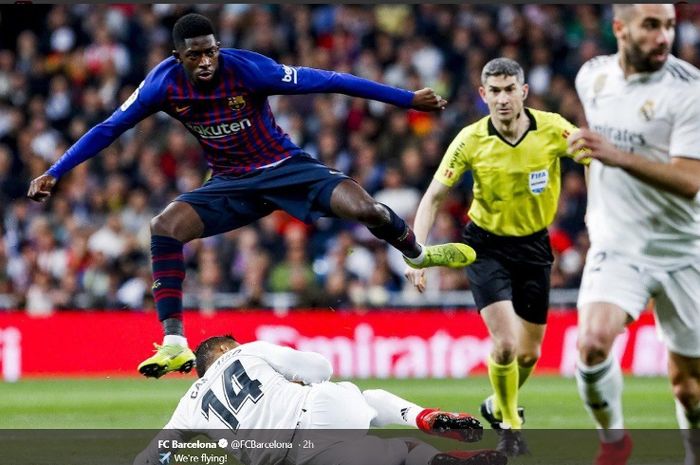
[328,180,475,269]
[138,200,203,378]
[576,302,628,434]
[490,259,549,434]
[481,301,522,430]
[576,301,635,465]
[668,352,700,465]
[464,252,521,431]
[511,261,550,393]
[150,202,203,336]
[669,352,700,428]
[139,177,275,378]
[515,319,545,389]
[575,251,650,464]
[362,388,482,442]
[653,265,700,465]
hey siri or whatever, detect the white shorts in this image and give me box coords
[578,249,700,357]
[297,381,377,429]
[293,382,393,465]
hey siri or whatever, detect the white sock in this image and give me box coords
[405,442,440,465]
[676,400,700,465]
[575,354,624,443]
[163,334,188,347]
[363,389,423,428]
[676,398,700,429]
[404,244,426,265]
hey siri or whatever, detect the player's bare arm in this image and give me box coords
[568,128,700,200]
[27,173,57,202]
[411,88,447,111]
[405,179,451,292]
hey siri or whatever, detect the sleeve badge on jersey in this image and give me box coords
[120,80,144,112]
[281,64,298,84]
[227,96,246,111]
[443,168,454,179]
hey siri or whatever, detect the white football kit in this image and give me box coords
[160,341,385,465]
[575,53,700,356]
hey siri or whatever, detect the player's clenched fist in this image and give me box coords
[411,87,447,111]
[27,173,57,202]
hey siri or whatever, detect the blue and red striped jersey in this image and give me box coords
[47,49,415,178]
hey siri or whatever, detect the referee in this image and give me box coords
[405,57,588,454]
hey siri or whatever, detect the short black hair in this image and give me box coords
[481,57,525,86]
[194,334,237,378]
[172,13,216,49]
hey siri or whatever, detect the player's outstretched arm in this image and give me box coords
[246,51,443,111]
[248,341,332,385]
[568,128,700,200]
[31,75,162,198]
[27,173,57,202]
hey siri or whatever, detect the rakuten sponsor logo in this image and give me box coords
[256,324,493,378]
[186,119,252,139]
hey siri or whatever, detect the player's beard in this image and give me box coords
[623,36,668,73]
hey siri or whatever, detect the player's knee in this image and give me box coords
[577,331,613,366]
[491,341,517,364]
[150,214,172,236]
[354,200,388,227]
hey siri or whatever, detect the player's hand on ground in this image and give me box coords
[411,88,447,111]
[567,128,630,167]
[405,267,427,293]
[27,173,57,202]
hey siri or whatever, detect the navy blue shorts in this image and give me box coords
[176,155,351,238]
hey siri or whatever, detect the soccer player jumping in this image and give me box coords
[26,13,476,378]
[571,4,700,465]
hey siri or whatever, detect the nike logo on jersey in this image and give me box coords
[175,105,191,114]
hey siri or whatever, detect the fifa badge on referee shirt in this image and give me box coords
[529,170,548,194]
[228,96,246,111]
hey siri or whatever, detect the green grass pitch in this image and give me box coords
[0,375,678,429]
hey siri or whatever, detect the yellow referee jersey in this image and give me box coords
[434,108,587,237]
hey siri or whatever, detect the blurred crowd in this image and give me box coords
[1,4,699,314]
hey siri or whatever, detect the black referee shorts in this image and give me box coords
[462,222,554,325]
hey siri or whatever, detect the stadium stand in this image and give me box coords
[1,4,699,313]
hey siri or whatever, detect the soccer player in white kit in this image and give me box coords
[133,335,506,465]
[569,4,700,465]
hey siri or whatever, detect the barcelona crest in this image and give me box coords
[227,96,246,111]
